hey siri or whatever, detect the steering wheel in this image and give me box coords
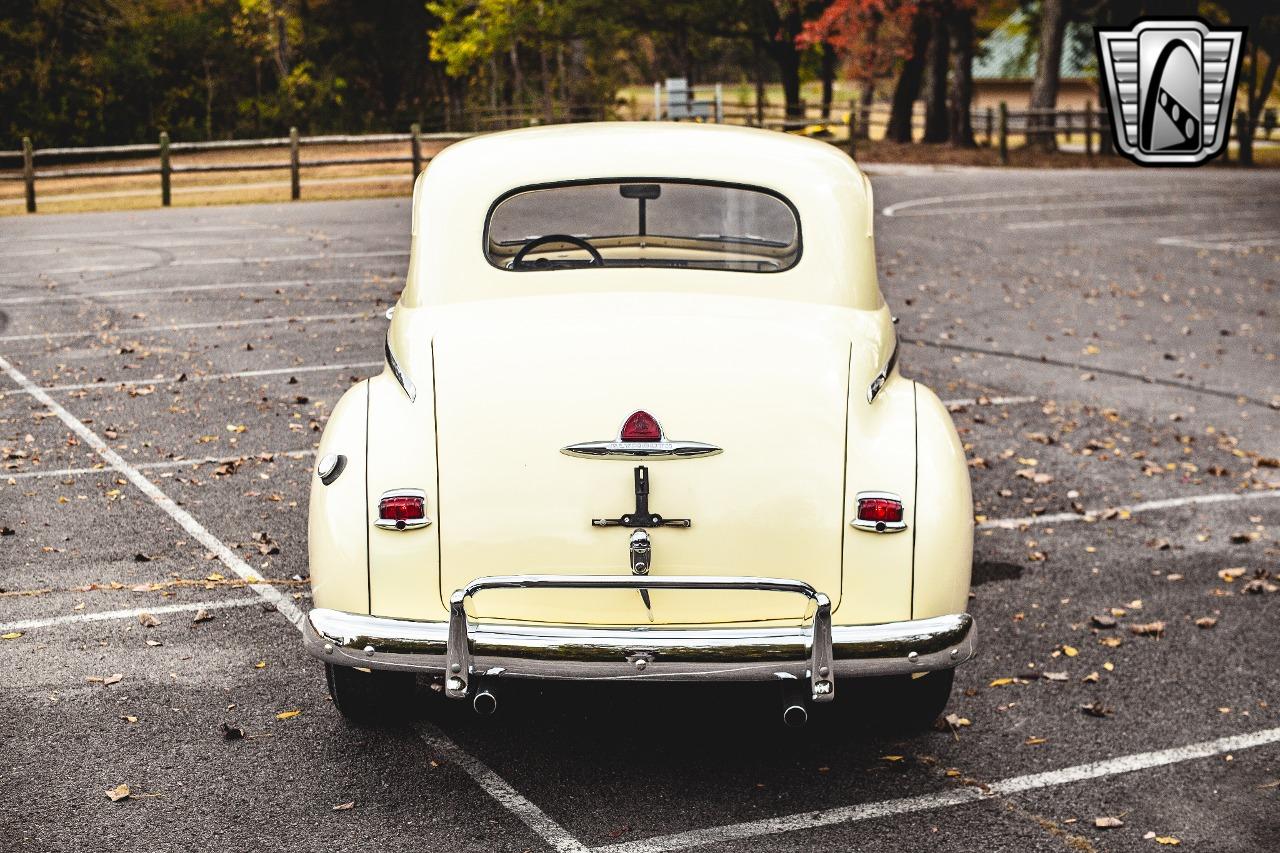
[512,234,604,269]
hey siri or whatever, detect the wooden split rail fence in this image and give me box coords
[0,126,470,213]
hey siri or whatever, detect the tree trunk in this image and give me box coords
[1239,40,1279,166]
[754,41,766,126]
[539,41,553,122]
[1027,0,1067,151]
[948,8,976,147]
[820,41,836,120]
[271,0,291,78]
[778,48,803,119]
[886,11,931,143]
[923,13,951,143]
[858,83,874,139]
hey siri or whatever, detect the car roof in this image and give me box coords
[404,122,879,310]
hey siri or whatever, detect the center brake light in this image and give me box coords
[620,410,662,442]
[376,489,431,530]
[852,492,907,533]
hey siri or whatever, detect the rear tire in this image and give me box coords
[885,668,955,731]
[325,663,416,724]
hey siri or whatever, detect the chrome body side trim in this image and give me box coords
[385,337,416,402]
[303,589,976,700]
[373,487,432,530]
[866,340,899,404]
[850,490,909,534]
[562,411,722,460]
[561,439,723,460]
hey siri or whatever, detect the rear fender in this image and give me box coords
[308,381,370,612]
[911,382,974,618]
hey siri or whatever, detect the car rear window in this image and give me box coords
[485,179,801,273]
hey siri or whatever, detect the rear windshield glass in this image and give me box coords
[485,180,800,273]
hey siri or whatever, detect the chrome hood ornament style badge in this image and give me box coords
[1095,18,1245,166]
[562,410,722,460]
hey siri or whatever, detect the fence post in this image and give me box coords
[159,131,171,207]
[410,123,422,178]
[986,106,994,146]
[847,100,857,158]
[1084,101,1093,157]
[998,102,1008,164]
[289,126,300,200]
[22,136,35,213]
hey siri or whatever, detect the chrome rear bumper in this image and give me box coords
[303,574,976,703]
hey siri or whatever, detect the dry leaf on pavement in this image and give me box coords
[1095,816,1124,829]
[137,612,160,628]
[106,783,131,802]
[1129,621,1166,637]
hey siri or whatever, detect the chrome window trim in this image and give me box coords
[374,487,431,530]
[385,337,416,402]
[850,489,908,533]
[866,340,898,404]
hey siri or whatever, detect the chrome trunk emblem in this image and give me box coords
[562,411,722,460]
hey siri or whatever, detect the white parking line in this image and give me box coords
[0,249,408,280]
[0,224,276,242]
[978,488,1280,530]
[1,236,316,258]
[2,448,313,481]
[0,275,395,306]
[0,310,375,344]
[1157,234,1280,251]
[940,394,1037,408]
[6,360,382,396]
[880,186,1152,217]
[1,596,270,632]
[0,353,304,629]
[417,724,591,853]
[592,726,1280,853]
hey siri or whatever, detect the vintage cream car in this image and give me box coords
[304,122,975,728]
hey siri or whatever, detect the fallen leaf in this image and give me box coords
[275,709,301,720]
[1062,645,1079,657]
[254,660,266,669]
[332,801,355,811]
[137,612,160,628]
[1218,567,1247,583]
[1155,837,1180,846]
[1100,636,1124,648]
[1042,671,1068,682]
[1091,614,1117,629]
[1082,671,1100,683]
[1095,816,1124,829]
[880,755,904,762]
[1130,621,1166,637]
[989,677,1016,687]
[220,722,246,740]
[1195,616,1218,629]
[1,631,22,640]
[1081,701,1114,718]
[106,783,131,802]
[944,713,971,728]
[121,715,138,723]
[192,609,214,624]
[1024,736,1047,745]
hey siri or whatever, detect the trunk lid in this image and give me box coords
[432,295,851,626]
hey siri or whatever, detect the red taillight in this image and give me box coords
[620,410,662,442]
[857,497,904,524]
[380,495,425,523]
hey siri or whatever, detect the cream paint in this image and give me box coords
[310,122,971,632]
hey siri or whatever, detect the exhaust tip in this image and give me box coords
[472,690,498,716]
[782,704,808,728]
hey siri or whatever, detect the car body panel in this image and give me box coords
[308,122,971,657]
[308,381,370,613]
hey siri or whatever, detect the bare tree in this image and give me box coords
[922,10,951,142]
[1027,0,1067,151]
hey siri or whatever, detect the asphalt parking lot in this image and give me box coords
[2,165,1278,852]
